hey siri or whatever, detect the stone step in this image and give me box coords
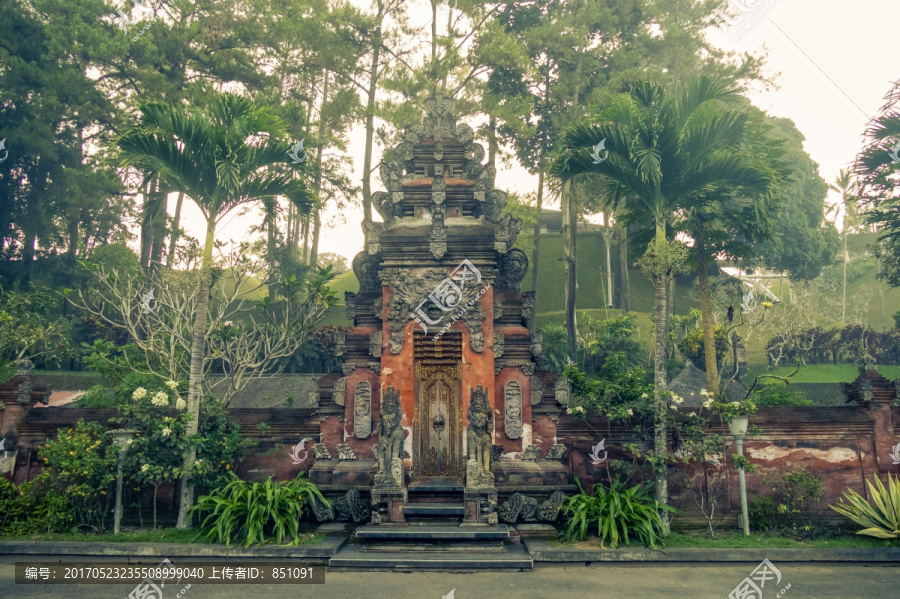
[329,541,532,571]
[407,481,465,493]
[355,523,510,541]
[403,502,466,516]
[359,541,506,554]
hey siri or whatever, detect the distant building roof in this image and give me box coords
[207,374,322,408]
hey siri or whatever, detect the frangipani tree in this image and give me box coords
[115,93,316,528]
[551,76,778,531]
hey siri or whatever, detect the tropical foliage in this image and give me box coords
[192,473,329,547]
[562,476,676,549]
[831,474,900,539]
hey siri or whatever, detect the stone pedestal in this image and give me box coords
[371,487,407,524]
[462,488,498,525]
[332,459,376,487]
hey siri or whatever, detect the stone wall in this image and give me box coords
[7,393,899,529]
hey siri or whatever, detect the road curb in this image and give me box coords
[0,536,345,562]
[524,540,900,562]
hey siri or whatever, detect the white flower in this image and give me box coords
[626,408,634,416]
[176,398,186,410]
[700,389,711,397]
[671,394,684,405]
[161,427,172,437]
[194,459,203,468]
[670,404,678,410]
[132,387,147,401]
[224,320,234,327]
[640,393,648,399]
[574,406,586,415]
[151,392,169,407]
[165,380,179,390]
[703,398,714,409]
[141,464,149,472]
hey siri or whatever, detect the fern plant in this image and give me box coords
[831,474,900,539]
[562,476,677,549]
[192,472,330,547]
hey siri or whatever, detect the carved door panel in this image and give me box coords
[414,363,462,480]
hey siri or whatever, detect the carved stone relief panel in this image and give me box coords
[493,330,505,359]
[555,377,570,406]
[504,380,523,440]
[353,381,373,439]
[369,331,383,358]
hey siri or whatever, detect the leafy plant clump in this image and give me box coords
[192,473,330,547]
[750,471,825,539]
[562,476,677,549]
[831,474,900,539]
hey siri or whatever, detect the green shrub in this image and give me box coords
[0,478,71,535]
[750,382,814,407]
[831,474,900,539]
[562,477,677,549]
[37,419,118,532]
[192,472,330,547]
[749,471,824,539]
[679,326,727,370]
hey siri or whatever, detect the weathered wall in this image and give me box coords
[8,388,898,529]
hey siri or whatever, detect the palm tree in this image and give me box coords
[551,76,773,530]
[116,93,315,528]
[827,169,860,321]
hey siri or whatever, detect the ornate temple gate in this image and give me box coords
[413,331,463,481]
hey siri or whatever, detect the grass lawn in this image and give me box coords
[745,364,900,384]
[550,531,900,550]
[0,527,324,546]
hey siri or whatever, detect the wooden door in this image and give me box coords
[413,332,463,481]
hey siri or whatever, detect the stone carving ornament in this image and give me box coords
[504,380,523,440]
[336,444,357,461]
[493,330,505,359]
[519,445,541,461]
[374,387,404,487]
[531,375,544,405]
[466,386,494,488]
[383,268,487,355]
[555,377,570,406]
[498,491,567,523]
[544,444,566,460]
[369,331,383,358]
[332,378,346,407]
[311,489,369,523]
[353,382,372,439]
[313,444,332,460]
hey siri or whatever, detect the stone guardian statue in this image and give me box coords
[466,386,494,487]
[374,386,404,487]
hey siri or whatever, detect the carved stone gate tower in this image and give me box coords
[310,95,568,527]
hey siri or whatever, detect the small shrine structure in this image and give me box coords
[309,95,570,527]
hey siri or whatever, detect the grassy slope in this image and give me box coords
[745,364,900,384]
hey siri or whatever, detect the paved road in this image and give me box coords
[0,558,894,599]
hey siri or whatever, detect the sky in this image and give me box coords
[176,0,900,262]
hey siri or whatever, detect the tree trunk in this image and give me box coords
[695,226,720,397]
[618,223,630,313]
[604,230,614,308]
[176,214,216,530]
[361,6,384,237]
[651,225,670,534]
[166,192,184,268]
[562,181,577,359]
[309,71,329,269]
[668,277,676,316]
[67,218,79,260]
[841,230,848,321]
[267,209,276,301]
[530,169,544,332]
